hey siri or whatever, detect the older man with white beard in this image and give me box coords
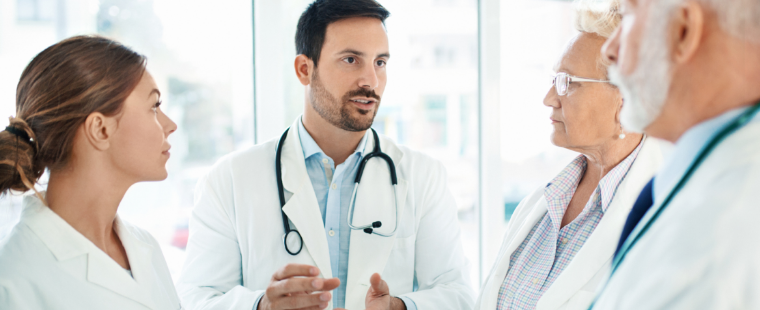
[588,0,760,308]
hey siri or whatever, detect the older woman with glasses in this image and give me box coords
[475,1,666,310]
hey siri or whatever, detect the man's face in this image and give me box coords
[603,0,677,133]
[308,17,389,132]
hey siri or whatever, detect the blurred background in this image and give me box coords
[0,0,580,291]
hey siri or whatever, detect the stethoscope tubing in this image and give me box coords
[275,127,400,256]
[276,128,303,255]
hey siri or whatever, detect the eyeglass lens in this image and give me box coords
[555,73,569,96]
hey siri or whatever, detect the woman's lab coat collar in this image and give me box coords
[21,194,161,309]
[476,137,665,310]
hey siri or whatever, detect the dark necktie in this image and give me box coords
[615,178,655,256]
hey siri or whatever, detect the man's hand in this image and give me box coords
[363,273,406,310]
[257,264,340,310]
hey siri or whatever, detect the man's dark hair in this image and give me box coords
[296,0,390,68]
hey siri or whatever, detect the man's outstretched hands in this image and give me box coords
[257,264,340,310]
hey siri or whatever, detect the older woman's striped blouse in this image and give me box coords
[496,141,643,310]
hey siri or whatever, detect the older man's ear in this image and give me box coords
[670,1,705,65]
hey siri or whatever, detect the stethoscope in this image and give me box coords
[587,101,760,309]
[275,127,401,256]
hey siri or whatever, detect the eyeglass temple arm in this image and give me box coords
[569,76,610,83]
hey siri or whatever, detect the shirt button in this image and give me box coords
[331,183,337,190]
[329,230,335,237]
[533,279,539,285]
[562,238,568,244]
[322,158,329,164]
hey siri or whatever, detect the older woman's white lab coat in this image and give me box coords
[0,195,181,310]
[475,137,665,310]
[176,119,474,310]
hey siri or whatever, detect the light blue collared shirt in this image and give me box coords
[298,119,367,309]
[654,105,760,205]
[254,119,417,310]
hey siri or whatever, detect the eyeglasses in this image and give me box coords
[551,72,610,96]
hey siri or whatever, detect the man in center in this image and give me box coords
[176,1,474,310]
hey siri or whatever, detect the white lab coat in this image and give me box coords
[593,121,760,308]
[476,137,665,310]
[176,119,474,310]
[0,194,181,310]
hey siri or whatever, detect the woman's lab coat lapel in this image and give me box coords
[344,133,408,310]
[477,138,664,310]
[279,123,334,280]
[478,192,548,310]
[535,138,663,310]
[23,198,159,309]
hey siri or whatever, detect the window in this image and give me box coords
[16,0,56,21]
[486,0,579,269]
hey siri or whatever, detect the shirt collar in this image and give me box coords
[20,193,150,262]
[545,155,587,219]
[297,116,369,161]
[653,106,752,201]
[597,137,645,213]
[545,137,645,215]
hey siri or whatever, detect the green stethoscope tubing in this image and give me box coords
[588,101,760,309]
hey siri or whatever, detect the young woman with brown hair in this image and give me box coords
[0,35,180,309]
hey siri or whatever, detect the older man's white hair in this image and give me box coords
[700,0,760,43]
[574,0,621,39]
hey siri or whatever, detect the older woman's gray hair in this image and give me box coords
[574,0,621,76]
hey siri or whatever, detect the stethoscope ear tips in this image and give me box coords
[364,228,373,234]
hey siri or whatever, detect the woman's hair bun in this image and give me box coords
[0,116,43,195]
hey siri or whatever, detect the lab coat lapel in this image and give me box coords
[345,134,408,310]
[22,196,158,309]
[87,225,158,310]
[536,138,662,310]
[114,217,163,309]
[280,121,334,279]
[481,198,548,310]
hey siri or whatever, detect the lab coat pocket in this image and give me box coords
[384,235,416,295]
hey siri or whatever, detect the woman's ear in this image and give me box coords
[82,112,117,151]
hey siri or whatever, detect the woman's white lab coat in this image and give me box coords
[475,137,665,310]
[176,119,474,310]
[0,195,181,310]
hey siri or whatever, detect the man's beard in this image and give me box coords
[608,0,680,133]
[309,70,381,132]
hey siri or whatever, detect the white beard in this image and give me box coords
[608,1,680,133]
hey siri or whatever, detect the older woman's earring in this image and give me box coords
[618,130,626,140]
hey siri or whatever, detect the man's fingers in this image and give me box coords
[270,277,331,295]
[300,305,330,310]
[270,292,331,310]
[321,278,341,291]
[369,273,389,294]
[272,264,320,281]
